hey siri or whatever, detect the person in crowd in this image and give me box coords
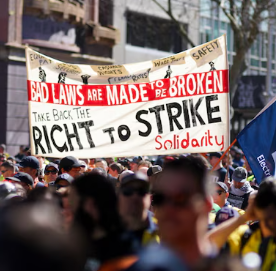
[7,156,16,164]
[222,154,234,180]
[18,156,40,187]
[15,145,25,161]
[118,172,159,246]
[129,156,143,172]
[0,144,8,158]
[55,173,74,189]
[212,182,244,215]
[233,148,245,167]
[70,172,138,270]
[137,160,152,170]
[44,162,59,185]
[95,159,117,187]
[151,156,215,268]
[0,154,6,166]
[208,152,228,183]
[207,178,276,271]
[59,156,83,179]
[228,167,254,210]
[0,182,21,205]
[79,160,88,174]
[6,172,34,192]
[109,162,123,178]
[0,161,16,179]
[106,157,115,166]
[0,202,85,271]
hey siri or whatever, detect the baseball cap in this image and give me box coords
[121,172,149,187]
[129,156,143,164]
[147,165,162,177]
[6,172,34,187]
[208,152,222,159]
[215,207,239,225]
[216,181,228,192]
[45,162,59,172]
[232,167,247,183]
[54,173,74,185]
[59,156,82,169]
[18,156,39,169]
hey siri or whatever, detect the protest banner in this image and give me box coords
[25,35,229,158]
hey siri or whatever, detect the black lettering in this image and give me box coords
[136,110,152,137]
[50,125,68,152]
[103,127,115,144]
[118,125,131,141]
[166,102,183,132]
[198,49,206,58]
[149,105,165,134]
[206,95,222,123]
[64,123,83,151]
[189,98,206,127]
[42,125,52,153]
[52,109,59,121]
[192,53,199,60]
[32,126,46,154]
[78,121,95,148]
[182,100,191,128]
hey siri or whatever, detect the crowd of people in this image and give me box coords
[0,143,275,271]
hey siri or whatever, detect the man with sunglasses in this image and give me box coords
[0,161,16,179]
[151,156,214,268]
[44,163,59,185]
[118,172,159,246]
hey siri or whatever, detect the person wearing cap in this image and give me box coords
[228,167,254,210]
[44,163,59,184]
[55,173,74,189]
[59,156,83,179]
[128,156,143,172]
[6,172,34,192]
[233,148,245,167]
[18,156,40,187]
[208,152,228,183]
[118,172,159,246]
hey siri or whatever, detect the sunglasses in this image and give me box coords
[1,170,7,174]
[151,193,190,208]
[121,187,148,197]
[45,170,58,175]
[216,190,225,196]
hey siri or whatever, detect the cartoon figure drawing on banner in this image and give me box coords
[209,62,216,71]
[164,65,172,79]
[38,67,46,82]
[81,74,91,85]
[58,72,67,84]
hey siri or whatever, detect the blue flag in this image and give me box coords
[237,97,276,184]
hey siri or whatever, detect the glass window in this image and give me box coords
[250,58,259,67]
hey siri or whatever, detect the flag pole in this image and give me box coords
[210,139,237,172]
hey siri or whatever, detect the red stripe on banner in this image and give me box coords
[27,70,229,106]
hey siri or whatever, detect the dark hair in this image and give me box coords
[109,163,123,174]
[72,173,123,234]
[255,177,276,209]
[161,155,208,197]
[1,161,15,171]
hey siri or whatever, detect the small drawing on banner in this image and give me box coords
[81,74,91,85]
[164,65,172,79]
[58,72,67,84]
[39,67,47,82]
[209,61,216,71]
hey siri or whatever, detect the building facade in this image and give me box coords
[113,0,200,64]
[0,0,119,155]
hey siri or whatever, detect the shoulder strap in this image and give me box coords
[240,222,259,253]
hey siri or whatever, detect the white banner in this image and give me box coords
[25,35,229,158]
